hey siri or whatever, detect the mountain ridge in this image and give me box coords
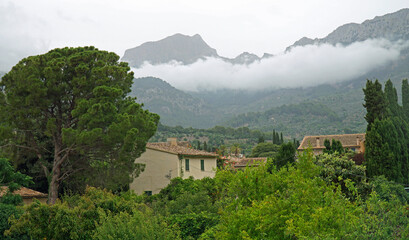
[122,33,272,67]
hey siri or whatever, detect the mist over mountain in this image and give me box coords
[126,8,409,137]
[287,8,409,51]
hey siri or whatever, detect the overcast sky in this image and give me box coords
[1,0,408,72]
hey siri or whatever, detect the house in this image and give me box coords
[129,138,218,195]
[297,133,365,155]
[232,157,268,169]
[0,186,48,204]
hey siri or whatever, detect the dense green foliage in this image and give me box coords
[5,187,179,239]
[0,158,33,205]
[363,79,409,184]
[0,158,32,240]
[273,142,296,169]
[152,124,288,156]
[0,47,159,203]
[249,142,280,158]
[3,150,409,239]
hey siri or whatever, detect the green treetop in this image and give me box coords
[0,47,159,204]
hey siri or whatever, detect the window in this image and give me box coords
[201,159,205,171]
[185,159,190,171]
[144,191,152,196]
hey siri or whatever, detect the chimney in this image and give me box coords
[167,138,178,146]
[316,137,320,147]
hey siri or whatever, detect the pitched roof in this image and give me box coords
[233,157,267,168]
[298,133,365,150]
[0,186,48,199]
[147,141,218,157]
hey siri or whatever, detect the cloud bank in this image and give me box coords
[0,2,49,71]
[132,39,407,91]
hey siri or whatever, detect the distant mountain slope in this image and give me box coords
[224,102,352,139]
[130,77,222,127]
[287,8,409,51]
[122,34,219,67]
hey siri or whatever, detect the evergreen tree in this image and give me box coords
[0,47,159,204]
[203,141,208,152]
[364,80,409,184]
[273,142,296,169]
[331,139,344,154]
[402,79,409,117]
[384,79,400,117]
[323,139,331,154]
[272,130,276,144]
[280,133,284,144]
[363,79,386,131]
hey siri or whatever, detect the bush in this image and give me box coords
[0,203,28,240]
[5,187,145,239]
[93,208,180,240]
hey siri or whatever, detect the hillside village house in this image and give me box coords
[297,133,365,155]
[0,186,48,204]
[130,138,218,195]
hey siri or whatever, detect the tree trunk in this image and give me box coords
[49,161,61,205]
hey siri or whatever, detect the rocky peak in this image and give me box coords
[122,33,219,68]
[286,8,409,51]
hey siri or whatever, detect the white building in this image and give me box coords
[130,138,218,195]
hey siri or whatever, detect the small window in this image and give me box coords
[201,159,205,171]
[144,191,152,196]
[185,159,190,171]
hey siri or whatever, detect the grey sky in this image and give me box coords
[0,0,408,71]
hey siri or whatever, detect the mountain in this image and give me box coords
[122,34,219,67]
[130,77,223,127]
[287,8,409,51]
[122,33,268,67]
[128,9,409,138]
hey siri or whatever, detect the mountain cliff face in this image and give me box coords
[287,8,409,51]
[122,33,270,67]
[122,34,219,67]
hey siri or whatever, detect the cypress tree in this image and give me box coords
[402,79,409,117]
[272,130,276,144]
[323,139,331,154]
[363,79,386,130]
[384,79,400,117]
[280,133,284,144]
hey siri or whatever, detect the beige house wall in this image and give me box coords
[130,149,180,195]
[181,157,217,179]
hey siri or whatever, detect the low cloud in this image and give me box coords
[0,2,49,72]
[132,39,407,92]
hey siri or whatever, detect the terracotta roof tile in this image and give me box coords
[298,133,365,150]
[147,141,218,157]
[0,186,48,198]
